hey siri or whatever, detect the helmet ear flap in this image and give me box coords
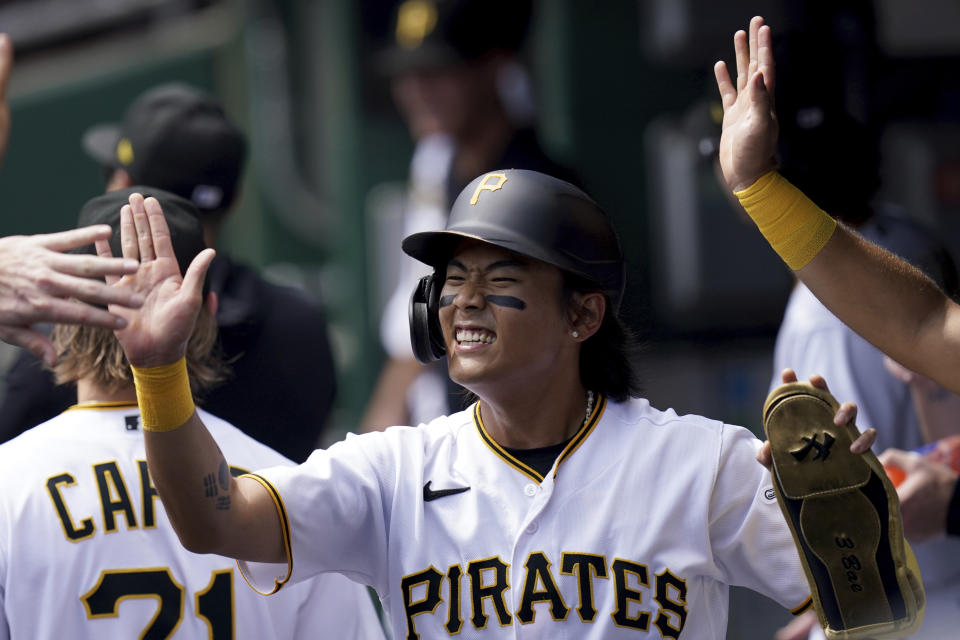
[409,272,446,364]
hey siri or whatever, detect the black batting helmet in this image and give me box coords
[402,169,625,363]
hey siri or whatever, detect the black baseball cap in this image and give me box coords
[82,83,247,215]
[377,0,532,75]
[76,186,207,281]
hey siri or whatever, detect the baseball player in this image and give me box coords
[0,188,384,639]
[104,170,821,638]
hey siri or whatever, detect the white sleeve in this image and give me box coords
[241,431,397,596]
[708,424,812,614]
[289,574,386,640]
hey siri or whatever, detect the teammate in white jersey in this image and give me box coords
[0,188,384,640]
[105,170,820,638]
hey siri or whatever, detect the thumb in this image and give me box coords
[181,248,216,298]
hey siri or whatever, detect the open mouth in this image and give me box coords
[455,327,497,346]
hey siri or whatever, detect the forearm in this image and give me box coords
[738,172,960,393]
[135,359,286,563]
[144,416,235,552]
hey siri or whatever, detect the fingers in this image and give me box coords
[757,23,776,97]
[0,324,57,367]
[49,272,144,310]
[37,225,110,252]
[779,368,798,384]
[834,400,857,426]
[94,238,121,286]
[120,204,139,261]
[747,17,759,76]
[714,61,737,110]
[807,373,830,392]
[878,448,917,471]
[128,193,155,262]
[45,250,139,280]
[182,248,216,299]
[734,30,749,92]
[143,196,176,262]
[756,440,772,469]
[849,428,876,454]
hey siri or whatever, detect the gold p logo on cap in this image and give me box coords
[396,0,438,49]
[116,138,134,166]
[470,173,508,205]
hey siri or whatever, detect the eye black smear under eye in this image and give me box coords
[439,295,456,308]
[485,295,526,310]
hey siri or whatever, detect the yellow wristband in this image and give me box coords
[131,357,195,432]
[735,171,838,270]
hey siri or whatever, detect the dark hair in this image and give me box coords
[562,273,643,402]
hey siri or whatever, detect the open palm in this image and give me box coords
[102,193,215,368]
[714,16,779,193]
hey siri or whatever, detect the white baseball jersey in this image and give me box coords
[0,403,384,640]
[241,395,811,638]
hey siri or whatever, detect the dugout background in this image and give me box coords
[1,1,959,636]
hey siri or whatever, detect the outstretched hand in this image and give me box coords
[0,227,142,365]
[756,368,877,468]
[713,16,779,192]
[104,193,215,368]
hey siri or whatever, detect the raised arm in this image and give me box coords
[714,16,960,394]
[109,193,286,563]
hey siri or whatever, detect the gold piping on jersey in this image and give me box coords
[235,473,293,595]
[791,595,813,616]
[473,393,607,483]
[554,393,606,477]
[66,401,139,411]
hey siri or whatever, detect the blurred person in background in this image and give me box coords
[362,0,578,431]
[0,83,337,462]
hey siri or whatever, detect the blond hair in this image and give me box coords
[51,307,226,399]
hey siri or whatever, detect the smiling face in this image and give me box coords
[439,240,578,397]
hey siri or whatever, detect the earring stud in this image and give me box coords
[571,330,580,338]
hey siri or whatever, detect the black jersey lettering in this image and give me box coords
[560,553,608,622]
[654,569,688,638]
[467,557,512,629]
[445,564,464,634]
[94,461,137,532]
[517,552,569,623]
[401,566,444,640]
[46,473,95,542]
[611,558,651,630]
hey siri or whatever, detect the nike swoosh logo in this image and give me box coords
[423,480,471,502]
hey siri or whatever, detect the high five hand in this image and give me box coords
[713,16,779,193]
[104,193,215,368]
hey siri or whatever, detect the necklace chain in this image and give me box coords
[584,390,595,422]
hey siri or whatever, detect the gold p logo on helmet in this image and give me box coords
[396,0,438,50]
[470,173,508,205]
[116,138,134,166]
